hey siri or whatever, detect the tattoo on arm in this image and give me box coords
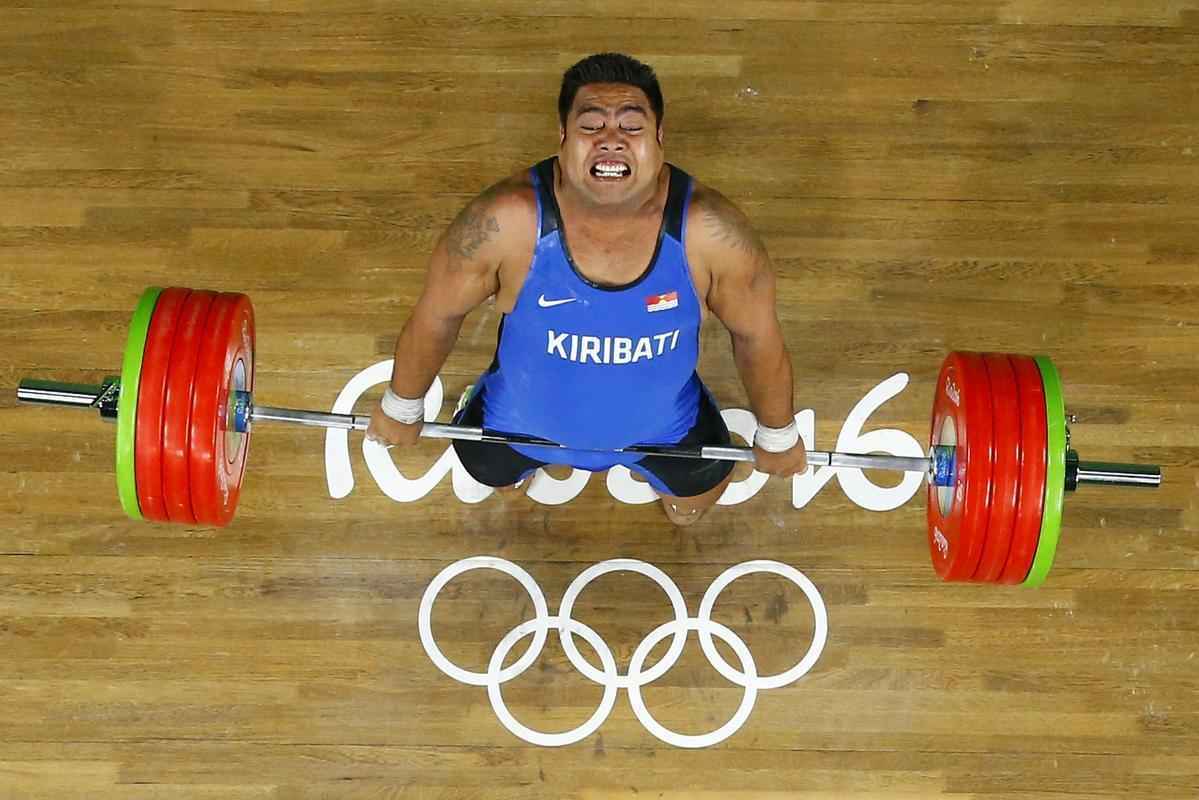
[444,184,503,270]
[700,194,768,262]
[699,192,773,309]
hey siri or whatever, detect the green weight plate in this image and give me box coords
[1024,355,1067,586]
[116,287,163,520]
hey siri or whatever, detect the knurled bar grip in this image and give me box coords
[251,404,931,471]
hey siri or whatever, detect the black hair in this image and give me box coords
[558,53,664,130]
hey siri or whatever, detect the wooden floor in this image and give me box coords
[3,2,1199,798]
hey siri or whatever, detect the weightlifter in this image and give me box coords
[366,52,808,524]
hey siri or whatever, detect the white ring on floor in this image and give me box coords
[418,556,829,748]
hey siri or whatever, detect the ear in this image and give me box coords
[559,125,566,146]
[657,124,664,146]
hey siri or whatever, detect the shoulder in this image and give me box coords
[486,169,539,216]
[442,169,538,268]
[452,169,538,233]
[684,179,770,280]
[686,181,766,256]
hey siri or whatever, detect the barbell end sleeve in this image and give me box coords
[1070,452,1162,489]
[17,377,121,420]
[17,379,104,407]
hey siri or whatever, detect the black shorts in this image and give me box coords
[451,382,735,498]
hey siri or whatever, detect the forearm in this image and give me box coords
[388,304,465,398]
[731,327,796,428]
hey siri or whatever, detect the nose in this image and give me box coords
[597,130,626,151]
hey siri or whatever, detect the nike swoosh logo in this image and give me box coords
[538,295,577,308]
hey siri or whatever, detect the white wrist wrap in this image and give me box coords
[754,420,800,453]
[380,387,425,424]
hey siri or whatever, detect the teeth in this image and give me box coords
[594,163,629,177]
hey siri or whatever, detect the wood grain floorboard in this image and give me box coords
[1,2,1197,798]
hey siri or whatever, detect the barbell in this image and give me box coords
[16,286,1161,587]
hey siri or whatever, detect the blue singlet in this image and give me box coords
[473,157,704,471]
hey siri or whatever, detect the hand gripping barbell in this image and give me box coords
[16,287,1161,586]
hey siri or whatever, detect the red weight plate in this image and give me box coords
[188,292,255,527]
[971,353,1022,583]
[1000,354,1048,584]
[162,290,218,524]
[135,287,191,522]
[927,351,994,581]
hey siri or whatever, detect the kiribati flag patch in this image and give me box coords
[645,291,679,312]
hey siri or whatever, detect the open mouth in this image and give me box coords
[590,160,631,181]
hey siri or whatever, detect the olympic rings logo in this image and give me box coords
[419,557,829,749]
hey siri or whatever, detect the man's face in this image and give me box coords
[558,83,664,207]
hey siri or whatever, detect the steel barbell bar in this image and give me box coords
[15,378,1162,490]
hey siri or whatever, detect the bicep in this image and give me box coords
[710,255,780,343]
[696,193,782,342]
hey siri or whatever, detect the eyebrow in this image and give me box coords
[576,103,649,119]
